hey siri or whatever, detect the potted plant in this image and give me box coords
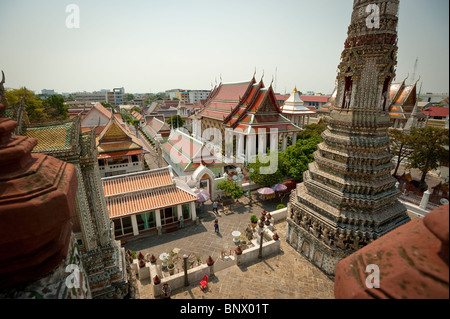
[167,250,178,275]
[250,215,258,228]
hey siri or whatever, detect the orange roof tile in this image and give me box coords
[102,169,173,196]
[102,168,197,219]
[105,186,197,219]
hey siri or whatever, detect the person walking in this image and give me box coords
[214,218,219,233]
[212,200,218,214]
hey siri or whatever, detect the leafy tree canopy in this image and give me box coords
[248,150,284,187]
[217,180,244,199]
[406,127,449,186]
[167,115,184,129]
[6,88,68,123]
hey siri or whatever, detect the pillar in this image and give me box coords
[131,214,139,236]
[190,201,196,221]
[238,134,244,157]
[292,133,298,145]
[258,133,267,155]
[282,134,287,151]
[177,205,183,220]
[155,209,162,235]
[270,131,278,153]
[420,189,432,210]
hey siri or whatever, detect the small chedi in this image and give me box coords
[287,0,410,276]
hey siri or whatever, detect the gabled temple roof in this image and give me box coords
[102,167,197,219]
[161,129,225,172]
[198,76,302,134]
[96,114,144,156]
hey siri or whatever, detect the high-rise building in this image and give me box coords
[286,0,410,277]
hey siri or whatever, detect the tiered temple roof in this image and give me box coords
[199,77,302,135]
[96,115,146,160]
[281,87,316,116]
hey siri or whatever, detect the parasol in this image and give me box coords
[195,189,210,203]
[257,187,275,195]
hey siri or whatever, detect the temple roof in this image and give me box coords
[21,116,80,156]
[198,76,302,134]
[102,168,197,219]
[161,129,225,172]
[281,87,316,115]
[96,114,144,155]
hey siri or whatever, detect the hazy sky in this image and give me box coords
[0,0,448,95]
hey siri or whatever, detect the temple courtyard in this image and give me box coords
[125,194,335,299]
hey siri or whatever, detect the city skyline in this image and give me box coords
[0,0,448,95]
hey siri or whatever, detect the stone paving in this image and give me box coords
[123,193,335,300]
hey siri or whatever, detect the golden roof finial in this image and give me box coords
[292,86,298,93]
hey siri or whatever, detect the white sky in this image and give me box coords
[0,0,448,95]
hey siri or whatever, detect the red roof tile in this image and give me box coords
[423,107,449,118]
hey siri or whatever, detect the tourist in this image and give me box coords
[161,283,171,299]
[212,200,218,214]
[214,218,219,233]
[179,216,184,229]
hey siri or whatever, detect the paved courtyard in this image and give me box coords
[123,194,336,299]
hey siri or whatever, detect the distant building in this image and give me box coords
[419,92,449,105]
[74,92,107,103]
[41,89,55,95]
[189,90,210,104]
[107,87,125,106]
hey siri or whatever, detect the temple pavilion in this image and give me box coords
[96,114,148,177]
[193,76,302,162]
[280,87,316,148]
[102,167,198,238]
[389,79,427,129]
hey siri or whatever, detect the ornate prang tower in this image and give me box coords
[287,0,410,277]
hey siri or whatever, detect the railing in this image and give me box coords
[98,162,142,172]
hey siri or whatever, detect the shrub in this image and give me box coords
[276,204,286,210]
[250,215,258,223]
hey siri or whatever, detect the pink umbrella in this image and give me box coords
[272,184,288,192]
[195,189,210,203]
[257,187,275,195]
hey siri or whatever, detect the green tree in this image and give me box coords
[167,115,184,129]
[125,93,135,102]
[406,127,449,189]
[248,151,284,187]
[101,102,114,109]
[217,180,244,199]
[131,119,140,136]
[6,88,47,123]
[45,94,68,119]
[388,129,414,177]
[279,124,324,181]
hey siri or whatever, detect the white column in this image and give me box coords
[420,190,432,210]
[155,209,162,227]
[249,135,256,160]
[307,116,310,125]
[292,133,298,145]
[238,134,245,157]
[282,134,287,151]
[131,214,139,236]
[177,205,183,220]
[258,133,267,155]
[190,201,196,221]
